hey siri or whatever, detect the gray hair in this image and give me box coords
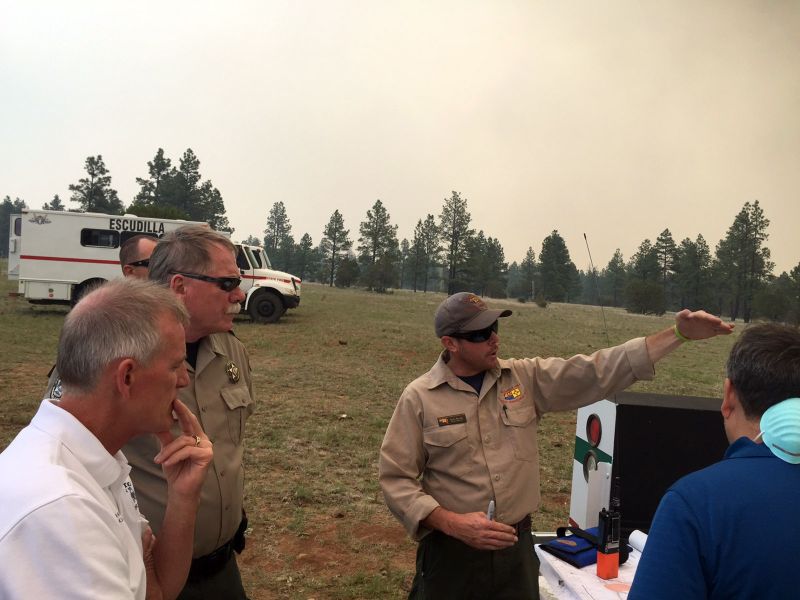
[57,278,189,394]
[148,225,235,284]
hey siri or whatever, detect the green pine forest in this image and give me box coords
[3,150,798,324]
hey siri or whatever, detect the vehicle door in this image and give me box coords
[235,244,256,294]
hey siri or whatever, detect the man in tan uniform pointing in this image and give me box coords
[379,292,733,599]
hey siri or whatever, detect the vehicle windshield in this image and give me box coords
[251,247,272,269]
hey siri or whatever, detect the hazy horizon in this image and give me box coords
[2,1,798,273]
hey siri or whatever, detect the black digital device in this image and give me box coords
[597,508,620,554]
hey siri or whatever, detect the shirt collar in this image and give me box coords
[425,352,503,390]
[32,399,129,488]
[724,436,776,460]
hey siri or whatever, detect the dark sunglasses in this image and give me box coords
[127,259,150,268]
[450,321,498,343]
[174,272,242,292]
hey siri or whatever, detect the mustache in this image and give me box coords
[226,303,241,315]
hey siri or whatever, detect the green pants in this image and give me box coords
[409,530,540,600]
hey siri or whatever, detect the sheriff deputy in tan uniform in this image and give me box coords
[130,226,254,600]
[378,292,734,600]
[47,226,255,599]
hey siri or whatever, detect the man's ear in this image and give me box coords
[721,378,737,419]
[169,273,187,296]
[114,358,137,399]
[122,265,135,277]
[440,336,458,354]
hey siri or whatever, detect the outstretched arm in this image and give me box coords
[645,309,734,364]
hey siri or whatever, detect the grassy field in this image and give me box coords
[0,261,739,599]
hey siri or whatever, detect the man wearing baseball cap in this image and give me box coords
[379,292,733,599]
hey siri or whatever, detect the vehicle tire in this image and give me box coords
[247,290,285,323]
[71,278,106,307]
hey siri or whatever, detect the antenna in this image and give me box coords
[583,233,611,347]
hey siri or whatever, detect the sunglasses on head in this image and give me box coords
[450,321,498,343]
[127,259,150,268]
[175,272,242,292]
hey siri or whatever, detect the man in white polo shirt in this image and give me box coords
[0,278,213,600]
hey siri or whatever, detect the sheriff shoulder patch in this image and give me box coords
[437,414,467,427]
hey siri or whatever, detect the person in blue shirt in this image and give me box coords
[629,323,800,600]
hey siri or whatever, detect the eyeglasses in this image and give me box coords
[174,272,242,292]
[127,259,150,268]
[450,321,499,343]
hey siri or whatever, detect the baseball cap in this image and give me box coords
[434,292,512,337]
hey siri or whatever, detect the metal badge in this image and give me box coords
[225,361,240,383]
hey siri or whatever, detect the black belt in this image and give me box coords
[513,515,532,535]
[188,514,248,580]
[188,539,234,580]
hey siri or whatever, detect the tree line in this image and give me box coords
[2,148,230,244]
[250,194,798,325]
[3,160,797,324]
[2,148,230,263]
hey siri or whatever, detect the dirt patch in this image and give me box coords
[240,513,416,599]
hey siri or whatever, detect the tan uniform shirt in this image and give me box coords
[123,331,255,557]
[378,338,653,540]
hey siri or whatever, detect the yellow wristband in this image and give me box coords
[673,324,691,343]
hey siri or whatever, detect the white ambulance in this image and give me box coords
[7,209,301,323]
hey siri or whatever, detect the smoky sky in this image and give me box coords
[2,1,798,273]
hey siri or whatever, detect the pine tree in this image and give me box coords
[654,229,677,284]
[627,239,660,281]
[320,210,352,287]
[263,201,294,270]
[539,230,579,302]
[790,262,800,325]
[674,235,712,311]
[600,249,626,307]
[625,239,664,314]
[68,155,124,214]
[42,194,65,211]
[292,233,315,281]
[398,238,410,289]
[357,199,398,292]
[714,200,773,321]
[520,247,537,300]
[242,235,262,246]
[129,148,230,229]
[419,214,441,292]
[438,191,474,293]
[654,228,678,308]
[133,148,173,207]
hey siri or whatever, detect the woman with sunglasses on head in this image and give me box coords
[379,291,734,600]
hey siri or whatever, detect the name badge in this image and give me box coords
[437,414,467,427]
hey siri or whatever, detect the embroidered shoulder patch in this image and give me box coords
[502,385,522,402]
